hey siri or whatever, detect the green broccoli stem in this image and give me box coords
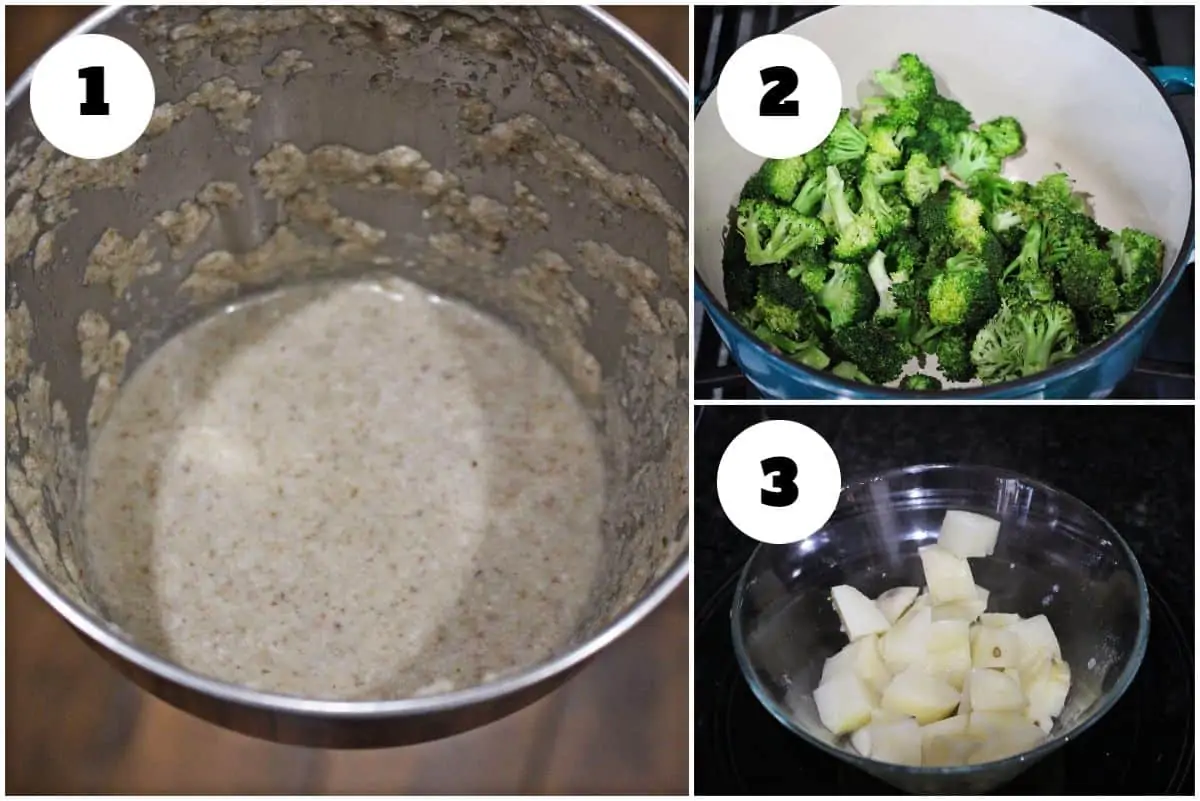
[1003,221,1042,282]
[865,251,895,315]
[1018,313,1070,376]
[825,166,856,234]
[874,169,905,186]
[792,176,826,216]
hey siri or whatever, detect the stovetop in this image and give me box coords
[693,5,1196,400]
[693,406,1195,795]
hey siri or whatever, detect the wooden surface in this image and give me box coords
[4,6,690,795]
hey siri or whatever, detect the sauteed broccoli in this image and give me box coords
[724,53,1166,391]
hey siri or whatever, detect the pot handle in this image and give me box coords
[1150,66,1194,94]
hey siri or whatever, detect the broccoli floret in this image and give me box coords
[969,305,1021,384]
[908,95,973,164]
[745,319,830,370]
[802,147,828,175]
[745,156,809,203]
[1028,172,1088,216]
[900,373,942,391]
[722,242,759,313]
[1013,300,1078,375]
[901,152,943,206]
[873,53,936,104]
[831,320,915,384]
[931,330,974,382]
[748,292,803,336]
[787,248,830,296]
[915,188,989,255]
[946,130,1000,184]
[1000,221,1055,303]
[742,264,828,347]
[861,151,906,186]
[859,96,891,130]
[736,198,828,266]
[970,172,1021,214]
[824,109,870,165]
[1109,227,1164,310]
[1078,308,1138,346]
[885,232,926,278]
[866,121,916,166]
[945,190,990,253]
[971,174,1033,247]
[1056,240,1120,314]
[818,260,877,330]
[859,177,911,241]
[978,116,1025,159]
[791,172,827,216]
[970,300,1078,384]
[824,166,881,261]
[757,262,807,310]
[831,361,874,384]
[927,252,1000,328]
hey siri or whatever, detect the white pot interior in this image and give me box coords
[695,5,1193,308]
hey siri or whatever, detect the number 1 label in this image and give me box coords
[78,66,110,115]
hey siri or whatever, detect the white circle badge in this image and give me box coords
[716,420,842,545]
[30,34,156,161]
[715,33,843,160]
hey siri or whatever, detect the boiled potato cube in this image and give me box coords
[932,593,988,623]
[921,715,973,766]
[968,717,1046,763]
[1025,657,1071,733]
[813,673,877,735]
[880,605,932,672]
[875,586,920,624]
[820,636,892,694]
[881,666,960,724]
[968,710,1027,734]
[927,619,972,689]
[1010,614,1062,668]
[849,726,873,757]
[871,707,907,723]
[869,717,923,766]
[939,510,1000,558]
[924,734,977,767]
[832,585,891,641]
[919,545,977,604]
[972,626,1021,669]
[980,612,1021,628]
[921,713,969,740]
[968,668,1026,712]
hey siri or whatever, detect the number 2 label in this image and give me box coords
[759,66,800,117]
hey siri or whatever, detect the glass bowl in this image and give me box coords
[730,464,1150,794]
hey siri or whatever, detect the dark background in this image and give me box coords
[5,6,688,795]
[692,5,1196,400]
[694,405,1195,794]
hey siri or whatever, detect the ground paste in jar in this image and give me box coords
[81,276,606,700]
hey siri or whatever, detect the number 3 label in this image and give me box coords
[29,33,155,160]
[716,420,841,545]
[715,32,843,160]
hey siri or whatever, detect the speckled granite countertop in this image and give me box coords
[695,405,1194,623]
